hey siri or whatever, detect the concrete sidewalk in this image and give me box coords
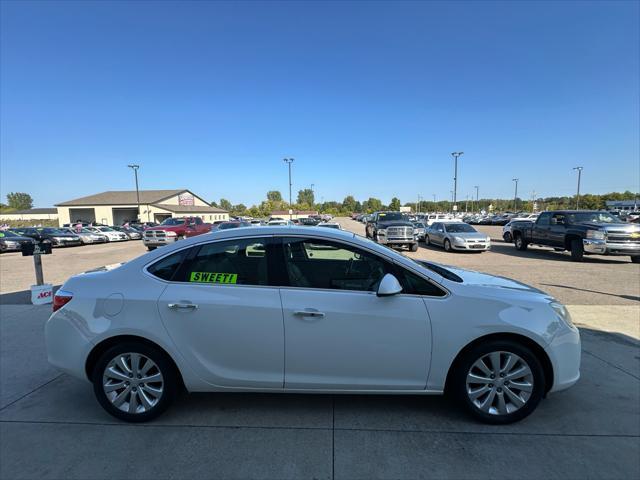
[1,305,638,479]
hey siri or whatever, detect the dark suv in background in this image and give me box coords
[365,212,418,251]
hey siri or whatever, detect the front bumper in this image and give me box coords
[583,239,640,256]
[545,324,581,393]
[376,235,415,245]
[0,243,22,252]
[143,237,178,247]
[52,239,83,247]
[451,241,491,251]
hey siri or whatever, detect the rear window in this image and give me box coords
[147,250,189,281]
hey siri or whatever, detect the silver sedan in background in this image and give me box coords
[426,222,491,252]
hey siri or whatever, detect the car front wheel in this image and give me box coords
[503,232,512,243]
[451,340,545,424]
[92,342,179,422]
[410,243,419,252]
[444,239,452,252]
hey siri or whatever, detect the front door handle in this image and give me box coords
[293,309,325,318]
[168,303,198,310]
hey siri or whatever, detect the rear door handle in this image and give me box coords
[168,303,198,310]
[293,309,325,318]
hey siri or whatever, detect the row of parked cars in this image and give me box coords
[0,224,145,253]
[361,211,492,253]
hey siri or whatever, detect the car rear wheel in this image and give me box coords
[570,238,584,262]
[92,342,178,422]
[514,234,528,251]
[451,340,545,424]
[503,232,512,243]
[444,239,452,252]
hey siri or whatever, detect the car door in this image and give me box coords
[278,236,431,390]
[548,213,568,247]
[431,223,444,245]
[155,236,284,388]
[532,212,551,244]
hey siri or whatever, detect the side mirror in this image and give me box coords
[377,273,403,297]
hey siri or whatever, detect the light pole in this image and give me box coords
[283,158,294,221]
[450,190,454,212]
[474,185,479,212]
[451,152,464,210]
[573,167,583,209]
[417,194,422,214]
[127,164,140,222]
[512,178,519,212]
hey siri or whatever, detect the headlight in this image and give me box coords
[166,231,177,237]
[377,229,386,236]
[586,230,605,240]
[4,241,18,247]
[453,236,465,243]
[550,302,574,328]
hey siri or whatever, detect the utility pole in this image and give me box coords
[474,186,479,212]
[283,158,295,221]
[451,152,464,211]
[512,178,519,212]
[465,195,469,213]
[417,194,422,214]
[127,164,140,222]
[531,190,537,212]
[573,167,583,209]
[450,190,454,212]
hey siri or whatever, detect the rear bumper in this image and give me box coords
[583,239,640,256]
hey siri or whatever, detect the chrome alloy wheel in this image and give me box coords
[465,351,534,416]
[102,353,164,414]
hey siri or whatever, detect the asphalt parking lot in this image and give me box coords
[1,219,639,479]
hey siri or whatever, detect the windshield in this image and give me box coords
[42,228,65,234]
[81,229,95,233]
[0,231,18,238]
[377,212,408,222]
[413,222,425,228]
[161,218,186,226]
[218,223,240,229]
[566,212,620,224]
[444,223,476,233]
[98,227,114,232]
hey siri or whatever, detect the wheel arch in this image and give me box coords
[444,332,554,395]
[85,334,185,389]
[564,233,582,250]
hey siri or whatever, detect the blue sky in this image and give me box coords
[1,0,638,207]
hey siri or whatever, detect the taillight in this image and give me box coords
[53,290,73,312]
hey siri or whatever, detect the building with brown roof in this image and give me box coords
[55,189,228,226]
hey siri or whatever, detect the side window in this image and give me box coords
[147,249,189,281]
[551,213,566,225]
[396,268,446,297]
[195,218,203,225]
[176,238,268,286]
[282,238,392,292]
[537,213,551,226]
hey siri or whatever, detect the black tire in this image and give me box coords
[631,256,639,264]
[449,339,545,424]
[177,235,184,241]
[425,235,430,246]
[444,239,452,252]
[92,341,179,423]
[570,238,584,262]
[503,232,512,243]
[410,243,419,252]
[514,234,528,251]
[147,246,156,251]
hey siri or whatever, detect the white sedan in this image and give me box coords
[86,226,129,242]
[45,226,580,423]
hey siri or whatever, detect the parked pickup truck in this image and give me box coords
[510,210,640,263]
[365,211,418,251]
[143,217,211,250]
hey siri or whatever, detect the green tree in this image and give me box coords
[267,191,282,202]
[342,195,357,213]
[6,192,33,210]
[389,197,401,211]
[210,200,219,208]
[231,204,247,215]
[297,189,315,206]
[219,198,232,211]
[363,197,383,213]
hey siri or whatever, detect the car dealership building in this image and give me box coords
[56,189,229,226]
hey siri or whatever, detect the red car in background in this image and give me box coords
[142,217,211,250]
